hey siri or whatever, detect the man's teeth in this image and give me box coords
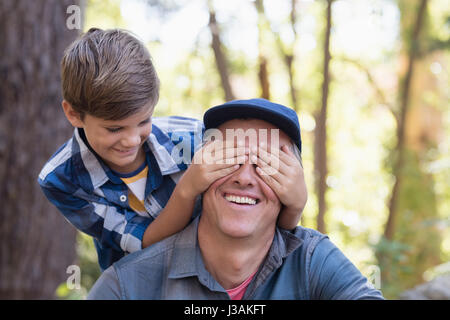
[225,194,257,205]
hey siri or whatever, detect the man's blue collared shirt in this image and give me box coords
[38,116,204,270]
[87,217,384,300]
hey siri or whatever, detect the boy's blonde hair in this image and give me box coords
[61,28,159,121]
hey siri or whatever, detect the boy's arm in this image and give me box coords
[141,175,198,248]
[277,205,305,231]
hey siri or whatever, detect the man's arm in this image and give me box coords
[309,237,384,300]
[87,266,121,299]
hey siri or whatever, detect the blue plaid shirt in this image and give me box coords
[38,116,204,270]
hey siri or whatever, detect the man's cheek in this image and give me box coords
[260,181,280,203]
[207,176,226,193]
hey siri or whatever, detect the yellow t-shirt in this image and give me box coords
[120,165,148,215]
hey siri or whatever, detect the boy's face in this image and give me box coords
[63,101,154,173]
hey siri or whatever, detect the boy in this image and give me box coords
[38,28,305,271]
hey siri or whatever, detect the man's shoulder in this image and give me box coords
[113,232,178,273]
[286,226,331,258]
[293,225,329,244]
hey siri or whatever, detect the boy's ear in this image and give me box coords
[62,100,84,128]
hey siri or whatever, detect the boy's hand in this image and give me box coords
[251,143,307,225]
[179,140,249,199]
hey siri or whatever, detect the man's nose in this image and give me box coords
[232,162,257,187]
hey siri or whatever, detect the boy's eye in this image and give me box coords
[139,118,151,126]
[106,127,122,133]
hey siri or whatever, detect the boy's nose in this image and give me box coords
[121,134,141,148]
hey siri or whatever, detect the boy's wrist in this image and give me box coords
[278,205,303,231]
[176,174,199,200]
[283,204,304,216]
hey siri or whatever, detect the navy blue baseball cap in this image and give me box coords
[203,98,302,153]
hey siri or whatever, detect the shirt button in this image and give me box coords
[120,195,127,202]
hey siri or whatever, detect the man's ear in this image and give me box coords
[62,100,84,128]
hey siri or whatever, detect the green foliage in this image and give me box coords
[376,148,444,298]
[84,0,125,30]
[76,232,103,291]
[56,232,101,300]
[374,236,414,298]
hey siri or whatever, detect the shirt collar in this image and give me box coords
[73,128,109,190]
[145,124,188,175]
[167,216,304,288]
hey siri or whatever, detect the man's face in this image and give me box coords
[202,118,292,239]
[80,105,153,173]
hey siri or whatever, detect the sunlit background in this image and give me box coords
[55,0,449,299]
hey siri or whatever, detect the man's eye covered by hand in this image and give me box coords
[197,139,249,165]
[249,142,307,213]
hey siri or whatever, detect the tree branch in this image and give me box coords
[336,56,397,121]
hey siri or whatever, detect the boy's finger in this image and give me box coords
[211,164,241,180]
[201,139,235,164]
[255,166,282,191]
[252,154,283,183]
[278,145,299,166]
[216,155,248,165]
[253,143,297,168]
[220,145,249,160]
[204,141,248,158]
[253,146,287,176]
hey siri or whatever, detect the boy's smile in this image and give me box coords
[63,100,154,174]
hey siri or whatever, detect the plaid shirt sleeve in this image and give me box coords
[39,177,151,253]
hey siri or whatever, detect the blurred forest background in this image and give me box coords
[0,0,448,300]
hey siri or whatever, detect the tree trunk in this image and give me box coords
[258,56,270,100]
[260,0,299,109]
[0,0,80,299]
[286,0,299,110]
[314,0,332,234]
[207,3,235,101]
[383,0,428,241]
[254,0,270,100]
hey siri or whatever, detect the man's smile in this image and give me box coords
[221,191,261,209]
[225,194,257,205]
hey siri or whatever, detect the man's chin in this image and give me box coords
[218,218,256,239]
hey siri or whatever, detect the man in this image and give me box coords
[87,99,384,300]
